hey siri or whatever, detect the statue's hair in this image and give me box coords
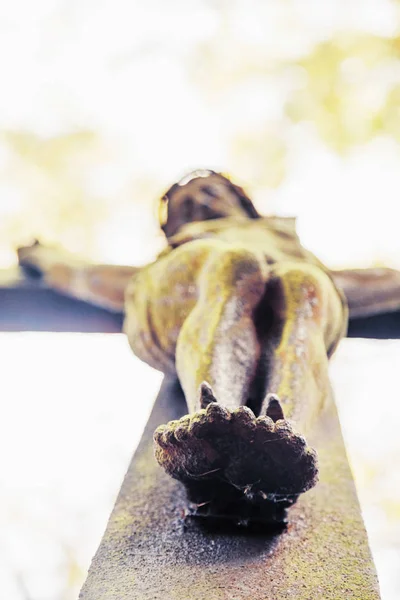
[225,178,260,219]
[160,170,260,228]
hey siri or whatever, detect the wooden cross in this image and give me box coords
[7,170,390,598]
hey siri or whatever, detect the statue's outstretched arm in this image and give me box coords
[17,241,138,312]
[331,267,400,318]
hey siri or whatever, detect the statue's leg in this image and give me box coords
[17,241,137,311]
[154,257,346,510]
[331,266,400,318]
[259,263,347,430]
[175,247,268,412]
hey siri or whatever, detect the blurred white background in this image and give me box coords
[1,0,400,598]
[2,0,400,270]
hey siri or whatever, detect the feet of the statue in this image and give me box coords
[153,384,318,515]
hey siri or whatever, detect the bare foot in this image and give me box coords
[153,385,318,510]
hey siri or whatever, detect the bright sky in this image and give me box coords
[1,0,400,268]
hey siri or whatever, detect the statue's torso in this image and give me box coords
[123,217,332,373]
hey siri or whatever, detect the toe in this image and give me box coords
[255,415,274,432]
[231,406,256,430]
[303,446,318,467]
[174,415,191,441]
[290,434,308,456]
[199,381,218,408]
[205,402,231,424]
[188,409,208,437]
[153,425,168,448]
[274,420,294,435]
[163,420,180,445]
[265,394,285,422]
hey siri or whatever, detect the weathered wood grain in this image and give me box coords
[79,378,380,600]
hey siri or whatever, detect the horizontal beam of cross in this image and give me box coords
[1,267,400,339]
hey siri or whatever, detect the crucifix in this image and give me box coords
[16,169,390,598]
[17,169,399,529]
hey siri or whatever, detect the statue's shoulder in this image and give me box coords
[170,215,298,239]
[156,215,300,259]
[258,216,298,236]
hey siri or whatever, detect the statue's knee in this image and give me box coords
[272,264,341,320]
[270,263,347,353]
[279,264,326,297]
[210,248,267,300]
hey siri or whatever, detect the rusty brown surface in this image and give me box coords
[79,378,380,600]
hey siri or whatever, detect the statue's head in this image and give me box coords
[158,170,260,239]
